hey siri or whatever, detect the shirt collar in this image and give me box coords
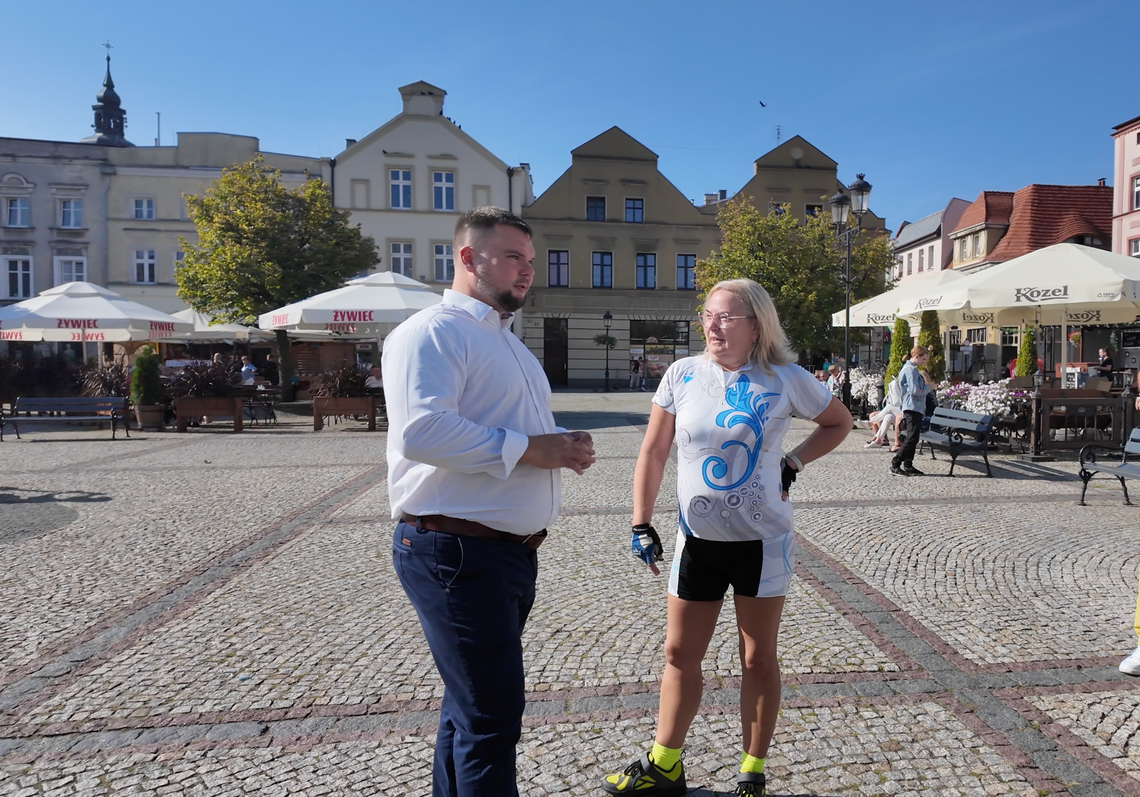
[443,289,515,329]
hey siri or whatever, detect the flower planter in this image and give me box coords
[134,404,166,431]
[313,396,376,431]
[174,396,244,433]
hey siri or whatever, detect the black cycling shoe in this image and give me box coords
[890,465,910,476]
[736,771,766,795]
[902,465,925,476]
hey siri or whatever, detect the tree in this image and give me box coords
[884,317,911,386]
[916,310,946,383]
[1015,325,1037,377]
[176,156,379,400]
[694,198,896,361]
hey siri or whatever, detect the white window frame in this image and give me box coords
[433,243,454,282]
[432,171,455,212]
[624,197,644,223]
[918,248,924,272]
[390,241,413,277]
[390,169,412,210]
[928,244,935,271]
[2,256,33,299]
[174,250,185,270]
[906,253,912,275]
[59,199,83,229]
[1131,238,1140,257]
[972,233,981,257]
[5,197,29,228]
[1134,176,1140,211]
[53,256,87,285]
[965,327,986,344]
[959,238,969,260]
[133,249,157,284]
[132,197,156,220]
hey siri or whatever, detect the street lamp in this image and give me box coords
[603,311,613,392]
[829,173,872,410]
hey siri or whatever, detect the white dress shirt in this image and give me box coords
[383,290,562,535]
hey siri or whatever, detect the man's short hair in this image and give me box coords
[454,206,532,245]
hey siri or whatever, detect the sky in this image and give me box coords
[4,0,1136,232]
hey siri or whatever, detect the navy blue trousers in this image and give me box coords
[392,521,537,797]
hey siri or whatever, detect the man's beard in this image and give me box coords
[476,270,526,313]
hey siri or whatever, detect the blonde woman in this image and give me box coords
[602,278,851,797]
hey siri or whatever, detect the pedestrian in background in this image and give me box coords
[630,357,641,390]
[890,345,932,477]
[384,207,596,796]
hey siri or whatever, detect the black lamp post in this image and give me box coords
[603,311,613,392]
[828,173,872,410]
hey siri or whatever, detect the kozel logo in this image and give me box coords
[866,313,895,324]
[961,312,995,324]
[915,297,942,309]
[1065,311,1102,323]
[1013,286,1068,303]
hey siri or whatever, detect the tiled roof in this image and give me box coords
[987,184,1112,261]
[894,210,943,248]
[952,191,1014,232]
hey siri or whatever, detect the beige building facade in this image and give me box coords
[522,127,719,388]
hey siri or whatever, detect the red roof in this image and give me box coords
[987,184,1112,261]
[952,191,1014,232]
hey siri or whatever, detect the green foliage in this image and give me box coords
[884,317,911,385]
[176,156,379,323]
[593,333,617,350]
[1015,326,1037,376]
[130,345,165,406]
[694,198,896,357]
[916,311,946,383]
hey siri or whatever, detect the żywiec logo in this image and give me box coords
[915,297,942,309]
[866,313,894,324]
[1065,310,1101,323]
[961,312,995,324]
[1013,286,1068,303]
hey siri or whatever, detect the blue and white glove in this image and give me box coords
[631,523,663,566]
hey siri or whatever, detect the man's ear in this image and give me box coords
[458,244,477,272]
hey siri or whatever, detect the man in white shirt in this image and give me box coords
[383,207,596,797]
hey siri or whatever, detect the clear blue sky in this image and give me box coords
[6,0,1135,232]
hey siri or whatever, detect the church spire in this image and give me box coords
[82,47,133,147]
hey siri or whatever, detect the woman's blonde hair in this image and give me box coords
[910,344,929,358]
[704,278,795,372]
[828,364,842,376]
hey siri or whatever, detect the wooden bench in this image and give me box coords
[1078,427,1140,506]
[918,407,995,477]
[1,396,130,442]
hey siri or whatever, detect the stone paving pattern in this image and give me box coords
[2,392,1140,795]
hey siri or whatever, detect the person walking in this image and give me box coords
[630,357,641,390]
[890,345,932,476]
[601,278,851,796]
[639,356,648,391]
[383,207,597,797]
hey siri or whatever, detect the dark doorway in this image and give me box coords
[543,318,568,387]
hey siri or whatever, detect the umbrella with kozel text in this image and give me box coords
[0,281,193,343]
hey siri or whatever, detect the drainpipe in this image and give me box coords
[507,166,513,213]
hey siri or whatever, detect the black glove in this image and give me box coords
[631,523,663,566]
[780,456,799,495]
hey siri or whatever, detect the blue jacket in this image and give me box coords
[898,361,930,413]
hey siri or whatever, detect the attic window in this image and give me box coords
[1066,235,1103,247]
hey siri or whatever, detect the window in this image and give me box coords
[54,257,86,284]
[625,198,644,223]
[965,327,986,344]
[586,196,606,221]
[677,254,696,290]
[972,233,981,257]
[132,197,155,220]
[929,245,935,271]
[391,242,413,277]
[133,249,156,284]
[548,250,569,287]
[805,204,823,218]
[635,253,656,289]
[5,197,28,227]
[3,257,32,299]
[390,169,412,209]
[174,251,184,270]
[1134,176,1140,211]
[592,251,612,288]
[999,327,1020,347]
[1131,239,1140,257]
[959,238,969,261]
[948,329,962,347]
[918,249,924,272]
[60,199,83,229]
[433,243,454,282]
[906,253,912,275]
[896,256,903,279]
[433,171,455,211]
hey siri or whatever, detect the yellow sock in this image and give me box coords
[740,752,765,773]
[650,742,682,776]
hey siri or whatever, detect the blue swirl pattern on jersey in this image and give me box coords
[700,375,779,491]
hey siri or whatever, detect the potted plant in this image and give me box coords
[311,364,377,431]
[130,345,166,430]
[167,361,244,432]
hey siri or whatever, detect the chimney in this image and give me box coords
[719,189,728,200]
[1097,177,1106,186]
[345,139,357,148]
[704,193,719,206]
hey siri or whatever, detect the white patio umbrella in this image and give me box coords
[0,281,193,344]
[169,308,274,342]
[832,268,966,328]
[257,271,442,334]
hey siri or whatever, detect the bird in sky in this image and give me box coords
[758,100,767,107]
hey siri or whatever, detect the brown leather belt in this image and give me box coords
[400,512,547,551]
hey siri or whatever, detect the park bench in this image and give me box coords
[918,407,995,477]
[1077,427,1140,506]
[0,396,130,442]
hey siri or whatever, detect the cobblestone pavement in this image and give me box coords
[2,392,1140,796]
